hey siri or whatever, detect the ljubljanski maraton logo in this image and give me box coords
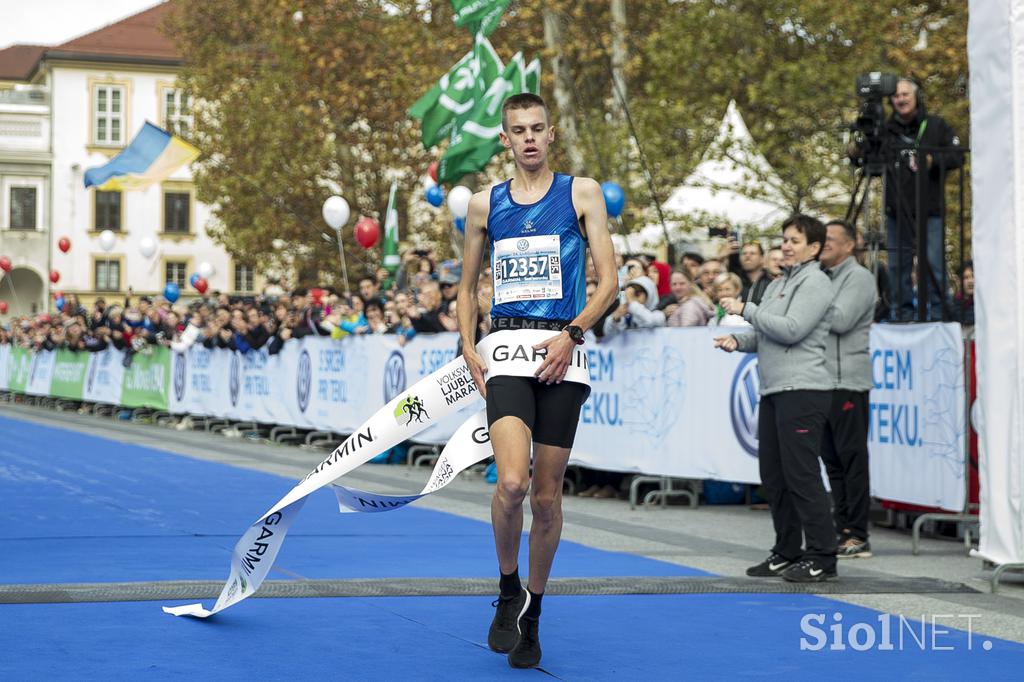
[730,354,760,457]
[229,353,241,407]
[383,351,406,403]
[297,350,312,412]
[393,394,429,426]
[173,352,186,402]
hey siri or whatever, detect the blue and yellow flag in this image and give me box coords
[84,122,200,190]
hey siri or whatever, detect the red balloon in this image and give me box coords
[49,270,60,284]
[428,161,439,183]
[0,301,7,314]
[354,217,380,249]
[0,256,10,273]
[194,277,208,294]
[58,237,71,253]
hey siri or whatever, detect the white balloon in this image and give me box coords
[447,185,472,219]
[138,236,157,259]
[198,261,215,279]
[99,229,116,252]
[322,195,350,230]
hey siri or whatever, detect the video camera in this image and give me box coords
[849,72,898,175]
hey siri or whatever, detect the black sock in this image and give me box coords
[524,589,543,619]
[499,568,520,598]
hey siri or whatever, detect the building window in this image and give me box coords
[94,191,121,231]
[162,88,193,137]
[165,261,187,289]
[95,259,121,291]
[163,192,190,233]
[234,264,255,292]
[93,85,125,145]
[9,186,37,230]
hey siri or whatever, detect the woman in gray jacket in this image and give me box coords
[713,215,838,583]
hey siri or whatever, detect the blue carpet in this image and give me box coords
[1,413,1020,679]
[0,414,703,583]
[0,595,1020,679]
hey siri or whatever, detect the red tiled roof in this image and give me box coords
[51,1,180,62]
[0,45,48,81]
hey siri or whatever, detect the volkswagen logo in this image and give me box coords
[173,352,186,402]
[516,238,529,251]
[297,349,312,412]
[729,354,760,457]
[229,353,241,407]
[383,351,406,403]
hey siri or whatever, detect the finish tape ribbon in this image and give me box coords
[163,329,590,618]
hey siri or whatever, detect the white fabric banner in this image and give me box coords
[967,0,1024,565]
[163,329,586,618]
[25,350,56,396]
[571,327,761,484]
[82,348,125,405]
[0,344,10,391]
[868,323,966,511]
[2,326,967,510]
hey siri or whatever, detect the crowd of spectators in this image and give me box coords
[0,235,978,363]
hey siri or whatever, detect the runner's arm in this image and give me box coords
[457,190,491,396]
[534,177,617,383]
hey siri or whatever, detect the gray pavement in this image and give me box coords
[4,401,1024,645]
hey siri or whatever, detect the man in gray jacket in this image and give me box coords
[820,220,878,558]
[715,215,838,582]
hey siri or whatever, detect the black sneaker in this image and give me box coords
[781,559,837,583]
[837,538,873,559]
[507,596,541,669]
[746,553,793,577]
[488,588,526,653]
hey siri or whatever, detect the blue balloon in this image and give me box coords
[426,184,445,208]
[55,296,65,311]
[601,181,626,218]
[164,282,181,303]
[189,273,201,287]
[454,216,466,234]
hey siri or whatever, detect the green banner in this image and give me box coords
[437,54,540,184]
[51,349,89,400]
[8,347,32,393]
[408,33,502,149]
[450,0,510,37]
[121,346,171,410]
[382,181,400,272]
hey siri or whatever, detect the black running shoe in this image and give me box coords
[488,588,526,653]
[746,553,793,577]
[781,559,837,583]
[508,606,541,669]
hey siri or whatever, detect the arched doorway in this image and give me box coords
[0,267,45,319]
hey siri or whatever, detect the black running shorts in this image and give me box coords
[485,375,591,449]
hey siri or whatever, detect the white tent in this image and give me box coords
[613,100,790,254]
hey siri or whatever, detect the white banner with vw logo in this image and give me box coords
[868,323,966,511]
[571,327,761,484]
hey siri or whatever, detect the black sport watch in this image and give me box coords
[563,325,585,345]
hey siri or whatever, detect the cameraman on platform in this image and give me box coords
[848,77,963,321]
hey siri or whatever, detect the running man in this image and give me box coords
[457,93,618,668]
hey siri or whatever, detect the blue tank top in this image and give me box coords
[487,173,587,321]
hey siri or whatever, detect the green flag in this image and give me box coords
[382,181,400,272]
[408,33,502,149]
[437,54,541,184]
[450,0,510,37]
